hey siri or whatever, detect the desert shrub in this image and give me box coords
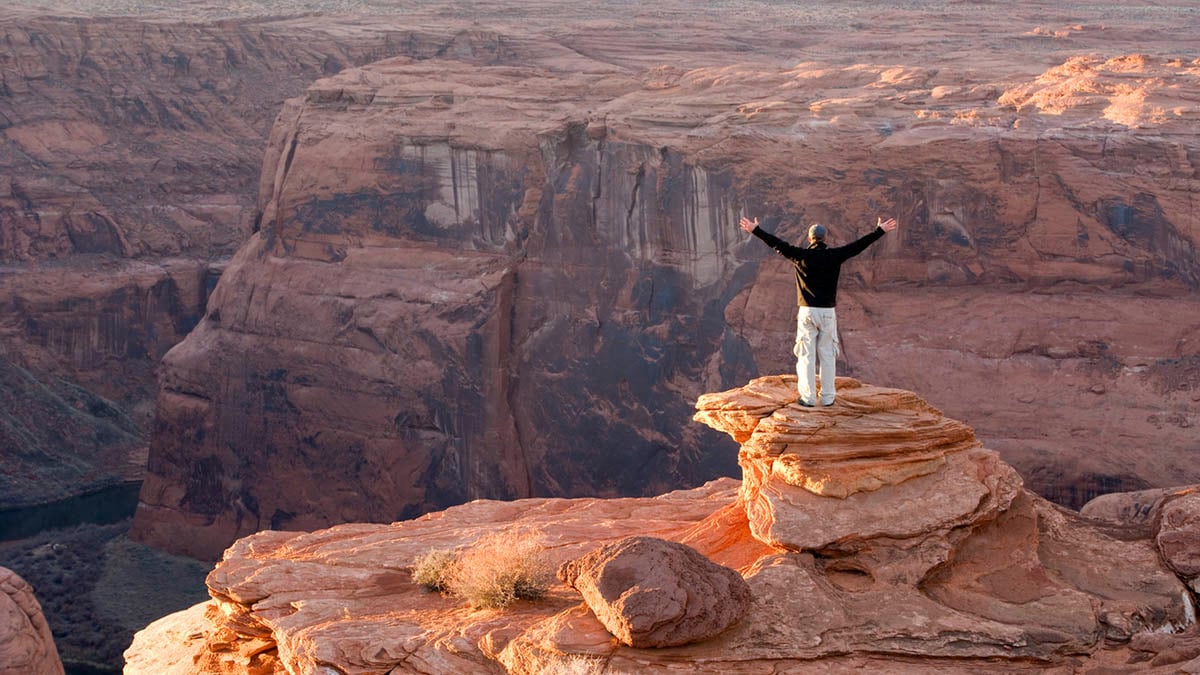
[411,548,457,591]
[444,529,553,610]
[540,654,604,675]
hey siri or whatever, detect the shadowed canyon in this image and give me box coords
[0,0,1198,672]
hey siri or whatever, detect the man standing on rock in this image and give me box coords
[739,214,898,407]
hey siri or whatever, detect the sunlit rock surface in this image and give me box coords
[127,380,1196,673]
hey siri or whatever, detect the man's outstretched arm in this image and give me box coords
[836,216,898,260]
[739,216,803,259]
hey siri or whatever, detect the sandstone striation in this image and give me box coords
[699,377,1024,583]
[127,380,1198,673]
[556,536,751,648]
[0,567,63,675]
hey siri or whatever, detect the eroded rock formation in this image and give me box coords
[0,260,217,508]
[133,15,1200,556]
[1159,494,1200,589]
[0,566,63,675]
[126,379,1199,673]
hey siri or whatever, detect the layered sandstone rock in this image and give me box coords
[0,8,569,509]
[127,380,1197,674]
[0,567,63,675]
[0,10,505,263]
[693,377,1192,649]
[695,377,1011,561]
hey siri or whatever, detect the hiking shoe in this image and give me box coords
[797,399,815,408]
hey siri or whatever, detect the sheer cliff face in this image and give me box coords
[132,43,1200,558]
[132,64,755,558]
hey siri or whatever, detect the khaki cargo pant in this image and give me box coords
[794,306,838,406]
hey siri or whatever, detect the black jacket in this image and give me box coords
[751,225,886,307]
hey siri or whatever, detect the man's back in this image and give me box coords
[751,225,885,307]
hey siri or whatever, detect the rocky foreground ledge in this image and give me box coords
[127,378,1199,673]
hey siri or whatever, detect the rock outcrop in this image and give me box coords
[133,4,1200,557]
[0,567,63,675]
[127,379,1198,673]
[557,536,752,648]
[1159,493,1200,590]
[1081,486,1200,593]
[696,377,1017,567]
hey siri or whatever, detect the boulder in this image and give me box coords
[1080,485,1197,528]
[1158,492,1200,585]
[0,567,63,675]
[557,536,751,648]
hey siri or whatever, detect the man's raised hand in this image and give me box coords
[739,216,759,233]
[877,216,899,233]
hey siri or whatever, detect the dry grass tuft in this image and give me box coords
[411,548,457,591]
[539,654,605,675]
[442,528,553,610]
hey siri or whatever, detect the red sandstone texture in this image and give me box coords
[556,536,752,648]
[125,379,1199,673]
[0,566,63,675]
[127,0,1200,559]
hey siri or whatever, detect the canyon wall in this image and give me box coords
[132,63,753,557]
[0,12,522,262]
[0,8,543,508]
[134,36,1199,558]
